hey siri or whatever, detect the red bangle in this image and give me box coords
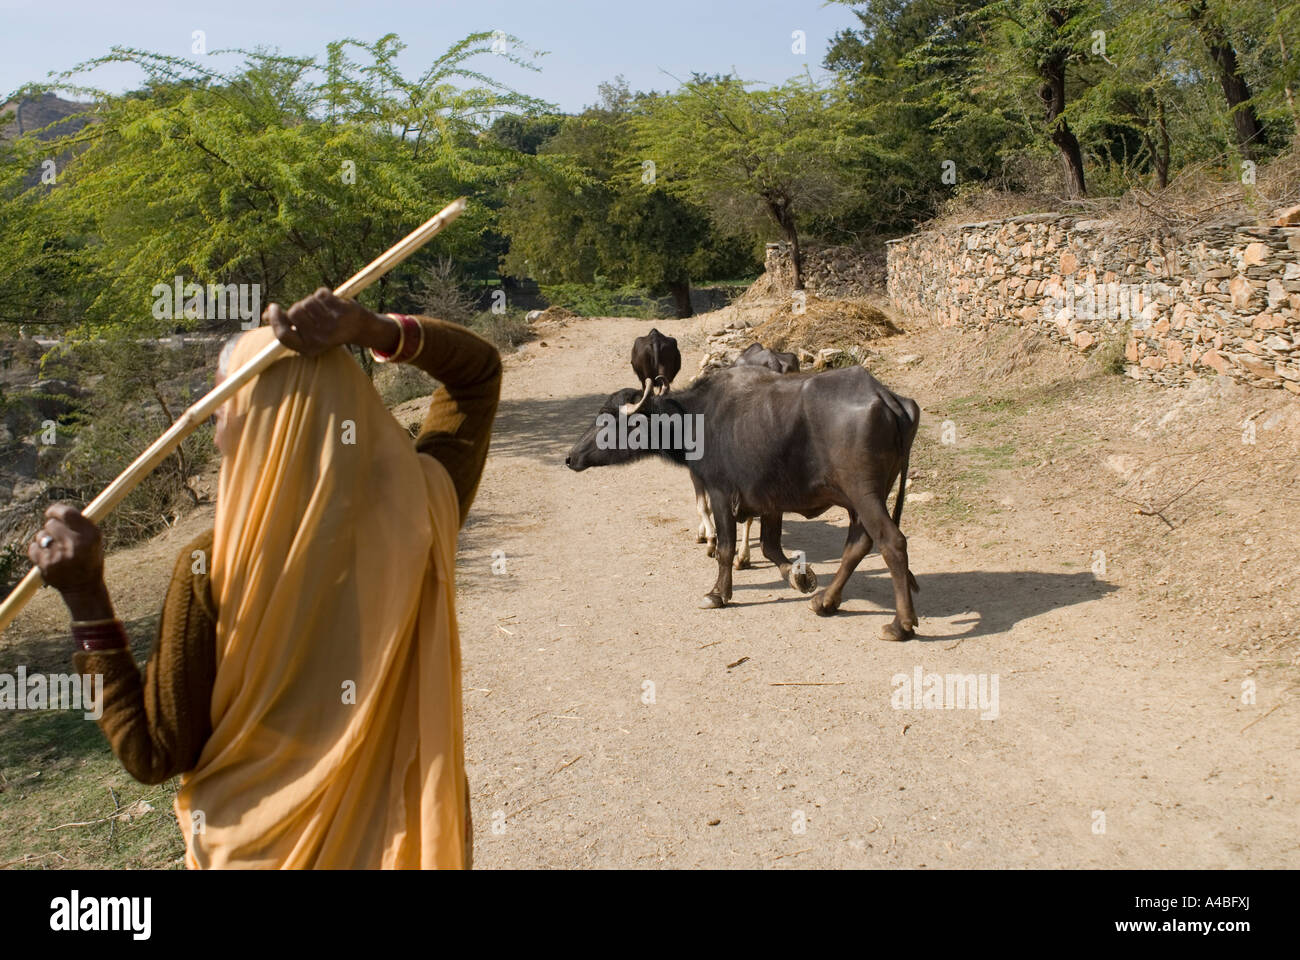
[372,314,424,365]
[71,619,128,652]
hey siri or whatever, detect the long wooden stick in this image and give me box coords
[0,197,467,635]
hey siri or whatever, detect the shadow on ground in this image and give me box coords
[491,391,612,465]
[726,563,1115,641]
[0,612,157,770]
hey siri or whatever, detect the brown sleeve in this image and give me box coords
[405,316,503,526]
[73,529,218,786]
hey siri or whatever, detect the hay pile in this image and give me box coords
[698,293,903,374]
[531,305,578,324]
[750,296,901,354]
[705,273,902,352]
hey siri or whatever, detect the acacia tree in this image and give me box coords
[1,32,550,336]
[1262,0,1300,135]
[948,2,1100,199]
[634,75,880,291]
[1181,0,1267,160]
[500,80,750,316]
[825,0,1018,232]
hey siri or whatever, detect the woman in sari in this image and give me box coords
[27,290,500,869]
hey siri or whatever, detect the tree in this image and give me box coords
[635,75,881,290]
[488,113,563,155]
[825,0,1024,230]
[0,32,550,336]
[943,2,1101,199]
[500,79,752,316]
[1182,0,1267,160]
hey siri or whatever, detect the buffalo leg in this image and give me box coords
[735,518,754,569]
[759,513,816,594]
[691,474,716,556]
[810,514,871,616]
[858,498,918,641]
[701,492,736,608]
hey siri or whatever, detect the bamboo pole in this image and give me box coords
[0,197,468,634]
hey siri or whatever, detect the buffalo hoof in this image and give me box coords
[695,534,707,544]
[878,620,914,642]
[790,568,818,594]
[705,537,717,558]
[699,593,727,609]
[809,591,839,617]
[734,555,752,570]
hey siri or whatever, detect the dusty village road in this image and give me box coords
[451,314,1298,869]
[2,311,1295,870]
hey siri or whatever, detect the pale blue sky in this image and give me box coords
[2,0,860,110]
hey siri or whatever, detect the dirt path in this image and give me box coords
[455,315,1298,869]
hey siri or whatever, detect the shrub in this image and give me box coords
[414,257,478,326]
[54,340,218,547]
[538,282,666,319]
[1088,322,1131,377]
[469,311,534,351]
[374,361,433,407]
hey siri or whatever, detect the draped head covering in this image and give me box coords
[174,326,468,869]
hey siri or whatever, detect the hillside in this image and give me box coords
[0,93,92,142]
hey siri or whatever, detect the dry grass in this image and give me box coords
[984,329,1047,380]
[922,139,1300,236]
[927,326,1084,394]
[531,305,578,323]
[751,297,902,353]
[1108,145,1300,232]
[929,185,1065,231]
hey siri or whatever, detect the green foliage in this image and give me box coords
[538,281,667,319]
[498,78,753,314]
[828,0,1300,206]
[826,0,1023,229]
[0,33,555,337]
[633,74,886,244]
[489,113,564,155]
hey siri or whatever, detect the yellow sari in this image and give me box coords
[174,327,468,868]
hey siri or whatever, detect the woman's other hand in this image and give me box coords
[28,504,115,621]
[264,288,400,357]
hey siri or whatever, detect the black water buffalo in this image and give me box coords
[630,329,681,399]
[566,364,922,640]
[694,342,802,567]
[735,341,800,374]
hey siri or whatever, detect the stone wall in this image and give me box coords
[885,213,1300,393]
[763,242,886,300]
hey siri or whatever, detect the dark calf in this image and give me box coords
[735,342,800,374]
[630,329,682,399]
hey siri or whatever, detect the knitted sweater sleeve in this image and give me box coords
[73,529,218,786]
[405,315,502,527]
